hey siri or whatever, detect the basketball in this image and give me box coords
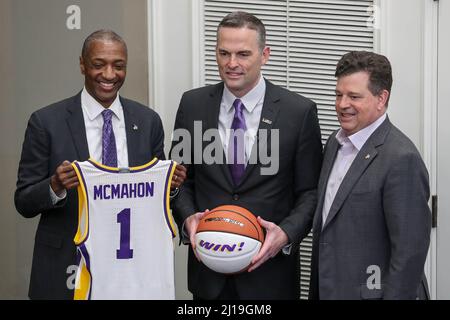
[194,205,265,274]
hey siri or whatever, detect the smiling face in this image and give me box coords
[335,71,389,136]
[80,40,127,108]
[216,27,270,97]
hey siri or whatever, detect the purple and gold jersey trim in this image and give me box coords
[74,244,92,300]
[87,157,159,173]
[72,161,89,245]
[164,162,177,238]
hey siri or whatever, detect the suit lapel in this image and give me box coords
[66,93,89,161]
[121,98,141,166]
[238,80,281,186]
[206,83,234,186]
[205,83,223,131]
[322,144,378,229]
[313,134,340,232]
[322,118,392,230]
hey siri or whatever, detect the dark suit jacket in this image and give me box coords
[15,92,165,299]
[309,117,431,300]
[170,79,323,299]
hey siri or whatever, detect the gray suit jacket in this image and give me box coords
[309,117,431,300]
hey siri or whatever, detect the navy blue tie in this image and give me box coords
[102,109,118,167]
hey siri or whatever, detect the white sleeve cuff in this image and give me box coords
[282,243,293,255]
[49,185,67,205]
[180,220,191,244]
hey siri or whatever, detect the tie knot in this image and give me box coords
[233,99,244,114]
[102,109,114,122]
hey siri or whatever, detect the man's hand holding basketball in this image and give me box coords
[247,216,289,272]
[185,209,209,261]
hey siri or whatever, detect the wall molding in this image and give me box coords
[147,0,163,115]
[422,0,439,300]
[192,0,205,88]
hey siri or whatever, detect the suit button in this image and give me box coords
[232,194,239,201]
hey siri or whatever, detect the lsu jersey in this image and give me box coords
[71,158,177,300]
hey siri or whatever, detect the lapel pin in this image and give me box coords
[133,124,138,131]
[365,154,371,160]
[262,118,272,125]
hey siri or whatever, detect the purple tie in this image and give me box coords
[228,99,247,185]
[102,109,118,167]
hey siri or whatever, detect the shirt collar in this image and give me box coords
[335,113,387,151]
[223,75,266,113]
[81,87,123,121]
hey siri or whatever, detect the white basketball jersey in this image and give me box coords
[71,158,177,300]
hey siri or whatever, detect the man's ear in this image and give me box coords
[261,46,271,66]
[79,56,85,75]
[378,89,389,110]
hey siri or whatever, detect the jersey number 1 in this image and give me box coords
[117,208,134,259]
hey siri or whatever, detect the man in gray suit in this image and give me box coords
[309,51,431,300]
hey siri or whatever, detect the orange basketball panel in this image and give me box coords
[196,205,264,242]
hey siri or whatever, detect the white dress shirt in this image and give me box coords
[80,87,129,168]
[322,113,387,227]
[50,88,128,204]
[219,75,266,165]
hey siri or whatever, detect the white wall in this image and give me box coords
[378,0,424,150]
[436,0,450,300]
[148,0,194,300]
[377,0,437,298]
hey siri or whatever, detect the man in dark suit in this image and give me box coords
[15,30,186,299]
[170,12,323,299]
[309,51,431,300]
